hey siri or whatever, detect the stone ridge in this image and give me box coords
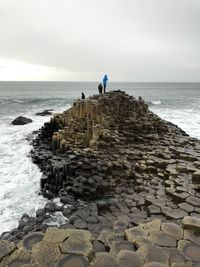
[1,90,200,267]
[51,90,167,151]
[1,217,200,266]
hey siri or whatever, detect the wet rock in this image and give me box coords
[74,219,88,229]
[117,250,143,267]
[31,241,61,266]
[0,240,16,260]
[60,229,93,257]
[12,116,33,125]
[110,240,135,255]
[43,227,71,243]
[192,171,200,183]
[36,110,53,116]
[0,247,31,267]
[161,222,183,239]
[22,232,44,250]
[186,197,200,207]
[148,231,177,247]
[55,254,90,267]
[178,203,194,213]
[182,216,200,231]
[125,226,148,242]
[93,240,105,253]
[143,263,168,267]
[137,244,169,264]
[91,252,118,267]
[178,239,200,261]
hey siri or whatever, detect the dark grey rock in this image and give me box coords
[12,116,33,125]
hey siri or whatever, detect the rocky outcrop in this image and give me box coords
[36,109,53,116]
[2,90,200,266]
[11,116,33,125]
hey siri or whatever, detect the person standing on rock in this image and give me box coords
[103,75,108,93]
[98,83,103,94]
[81,92,85,99]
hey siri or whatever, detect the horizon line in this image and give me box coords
[0,81,200,83]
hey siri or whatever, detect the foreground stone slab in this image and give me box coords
[22,232,44,250]
[136,244,169,264]
[161,222,183,239]
[116,250,143,267]
[31,241,61,266]
[90,252,119,267]
[0,240,16,261]
[110,240,135,255]
[60,234,93,257]
[0,247,31,267]
[148,231,177,247]
[178,239,200,262]
[55,254,90,267]
[125,226,148,242]
[182,216,200,231]
[43,227,70,243]
[144,263,168,267]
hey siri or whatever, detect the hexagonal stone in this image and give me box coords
[166,210,188,220]
[20,264,41,267]
[192,171,200,183]
[137,244,169,264]
[171,264,190,267]
[22,232,44,251]
[147,205,161,215]
[186,197,200,207]
[98,229,123,247]
[0,240,16,261]
[134,237,154,249]
[144,263,168,267]
[43,227,71,243]
[182,216,200,231]
[90,252,119,267]
[148,231,177,247]
[141,219,162,232]
[161,222,183,239]
[162,247,186,265]
[184,229,200,244]
[93,240,105,253]
[32,241,61,266]
[178,203,194,213]
[0,248,31,267]
[60,234,93,257]
[110,240,135,255]
[116,250,143,267]
[55,254,89,267]
[125,226,148,242]
[74,219,88,229]
[178,240,200,262]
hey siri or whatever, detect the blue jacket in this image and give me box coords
[103,75,108,85]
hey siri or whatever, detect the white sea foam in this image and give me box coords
[151,100,162,105]
[0,105,69,235]
[151,107,200,139]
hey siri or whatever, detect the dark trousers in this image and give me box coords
[103,83,106,93]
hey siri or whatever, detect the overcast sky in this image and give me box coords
[0,0,199,81]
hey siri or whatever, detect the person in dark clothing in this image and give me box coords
[81,92,85,99]
[103,74,108,93]
[98,83,103,94]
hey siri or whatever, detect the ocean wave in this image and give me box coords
[151,100,162,105]
[0,103,71,234]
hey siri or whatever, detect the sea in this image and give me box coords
[0,81,200,234]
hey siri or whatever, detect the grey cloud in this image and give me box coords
[0,0,199,81]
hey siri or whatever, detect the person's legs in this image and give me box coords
[103,84,106,93]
